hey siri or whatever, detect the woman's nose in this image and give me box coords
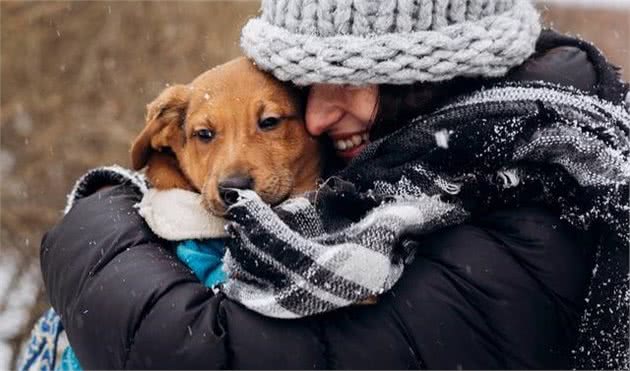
[305,84,345,136]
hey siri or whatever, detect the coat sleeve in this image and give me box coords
[41,183,326,369]
[387,205,595,369]
[41,181,594,369]
[41,184,226,368]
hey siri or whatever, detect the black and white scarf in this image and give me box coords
[221,81,630,369]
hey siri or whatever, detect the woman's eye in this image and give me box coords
[258,117,281,131]
[193,128,214,142]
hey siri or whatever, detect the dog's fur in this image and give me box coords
[131,57,321,215]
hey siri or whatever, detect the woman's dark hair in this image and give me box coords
[370,76,485,140]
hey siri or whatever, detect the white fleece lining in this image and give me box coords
[136,188,228,241]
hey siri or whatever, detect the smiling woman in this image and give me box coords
[10,0,630,370]
[305,84,377,160]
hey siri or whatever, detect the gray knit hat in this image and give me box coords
[241,0,541,85]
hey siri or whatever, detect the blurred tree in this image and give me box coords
[0,1,627,368]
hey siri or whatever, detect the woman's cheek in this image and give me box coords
[351,85,379,124]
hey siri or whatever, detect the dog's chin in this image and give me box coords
[258,188,291,207]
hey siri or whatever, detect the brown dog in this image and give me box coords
[130,57,321,215]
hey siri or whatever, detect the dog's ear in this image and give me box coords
[144,151,195,191]
[130,84,190,170]
[131,84,195,191]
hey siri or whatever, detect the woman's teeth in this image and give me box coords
[334,133,369,151]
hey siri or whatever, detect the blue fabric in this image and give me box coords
[18,308,63,371]
[21,239,226,371]
[57,348,81,371]
[176,239,226,287]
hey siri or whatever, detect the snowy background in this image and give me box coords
[1,0,629,369]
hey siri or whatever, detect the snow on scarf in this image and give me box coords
[220,81,630,369]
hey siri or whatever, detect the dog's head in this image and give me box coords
[131,57,320,215]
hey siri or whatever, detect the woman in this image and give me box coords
[38,0,629,369]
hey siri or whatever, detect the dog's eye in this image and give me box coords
[193,128,214,142]
[258,117,281,131]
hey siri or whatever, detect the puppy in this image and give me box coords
[130,57,321,215]
[131,59,377,305]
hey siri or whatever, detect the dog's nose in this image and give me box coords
[218,175,254,206]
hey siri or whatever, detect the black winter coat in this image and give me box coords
[43,185,594,369]
[40,31,626,369]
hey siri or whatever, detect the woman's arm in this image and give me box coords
[41,184,225,368]
[42,183,333,369]
[41,180,593,369]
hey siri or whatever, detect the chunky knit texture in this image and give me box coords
[241,0,541,85]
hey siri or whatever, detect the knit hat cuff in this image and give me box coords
[241,0,541,86]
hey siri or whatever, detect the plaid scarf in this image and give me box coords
[221,82,630,369]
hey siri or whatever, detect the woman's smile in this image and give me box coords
[305,84,378,161]
[330,130,370,160]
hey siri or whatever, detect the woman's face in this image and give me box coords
[305,84,378,161]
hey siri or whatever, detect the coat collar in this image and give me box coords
[136,188,228,241]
